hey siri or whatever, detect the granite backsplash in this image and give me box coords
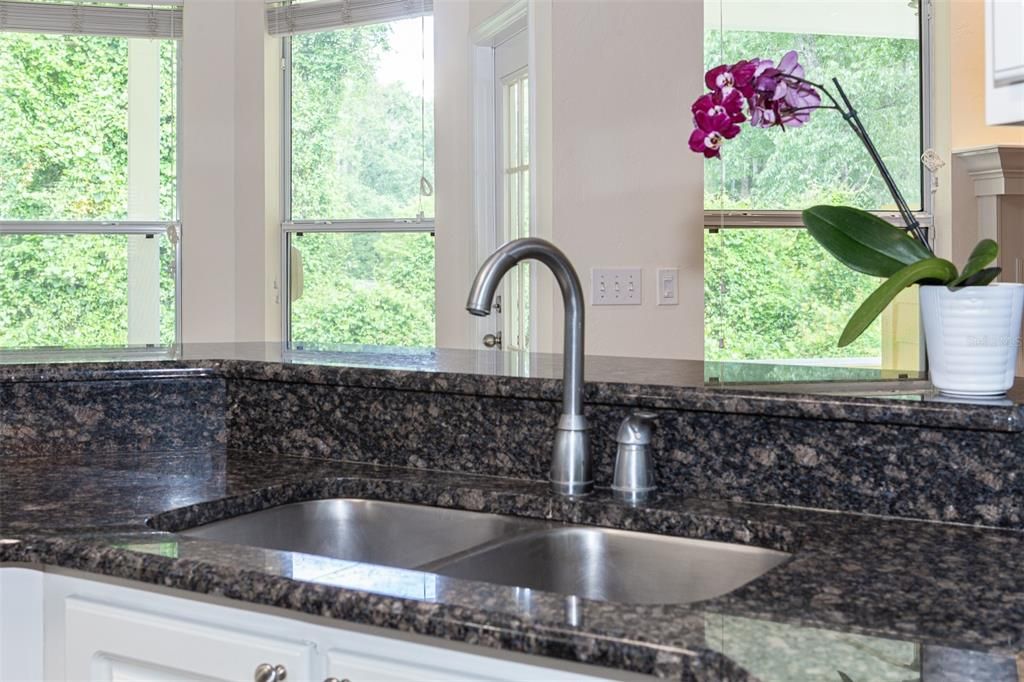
[3,357,1022,529]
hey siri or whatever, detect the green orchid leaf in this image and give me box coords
[951,266,1002,289]
[803,205,933,278]
[948,239,999,288]
[839,257,958,347]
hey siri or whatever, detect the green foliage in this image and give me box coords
[839,256,957,347]
[0,33,177,348]
[0,234,175,347]
[288,18,436,347]
[704,29,924,363]
[704,30,922,212]
[290,21,434,221]
[801,206,1000,347]
[0,21,433,349]
[803,205,932,277]
[949,239,999,288]
[291,232,434,348]
[704,228,883,361]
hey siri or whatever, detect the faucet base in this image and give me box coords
[550,417,592,496]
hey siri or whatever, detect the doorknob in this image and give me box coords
[483,331,502,348]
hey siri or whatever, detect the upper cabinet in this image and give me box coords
[986,0,1024,125]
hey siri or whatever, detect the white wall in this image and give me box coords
[180,0,281,344]
[433,0,477,351]
[434,0,704,359]
[548,0,703,360]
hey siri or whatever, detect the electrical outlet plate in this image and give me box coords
[592,268,642,305]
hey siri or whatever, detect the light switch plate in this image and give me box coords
[657,268,679,305]
[592,268,642,305]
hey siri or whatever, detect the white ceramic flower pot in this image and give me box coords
[919,283,1024,397]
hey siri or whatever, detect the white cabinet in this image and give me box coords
[0,568,623,682]
[986,0,1024,125]
[323,636,602,682]
[64,598,316,682]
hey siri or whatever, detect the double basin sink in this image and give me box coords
[180,499,789,605]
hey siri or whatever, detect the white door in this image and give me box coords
[491,29,533,352]
[63,598,315,682]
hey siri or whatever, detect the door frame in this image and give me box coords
[470,0,529,349]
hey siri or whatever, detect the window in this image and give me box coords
[279,1,435,349]
[703,0,927,369]
[0,4,181,350]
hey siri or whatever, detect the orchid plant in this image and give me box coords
[695,52,1003,347]
[689,51,821,159]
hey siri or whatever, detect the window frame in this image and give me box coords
[280,26,436,349]
[702,0,934,235]
[0,32,183,352]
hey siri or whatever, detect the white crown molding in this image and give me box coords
[954,145,1024,196]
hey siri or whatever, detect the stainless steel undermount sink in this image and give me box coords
[178,499,790,605]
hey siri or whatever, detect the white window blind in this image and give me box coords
[0,1,182,39]
[266,0,431,36]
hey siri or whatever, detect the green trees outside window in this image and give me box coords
[0,33,177,348]
[288,17,436,349]
[703,28,921,364]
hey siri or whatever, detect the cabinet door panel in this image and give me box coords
[64,597,315,682]
[992,0,1024,86]
[986,0,1024,124]
[325,634,605,682]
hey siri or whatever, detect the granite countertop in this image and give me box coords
[2,342,1023,433]
[2,448,1023,680]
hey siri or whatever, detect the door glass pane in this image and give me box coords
[290,232,435,348]
[705,228,920,369]
[0,233,176,348]
[501,73,530,351]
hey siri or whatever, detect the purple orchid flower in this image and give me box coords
[691,89,747,125]
[750,51,821,129]
[688,110,741,159]
[704,59,758,99]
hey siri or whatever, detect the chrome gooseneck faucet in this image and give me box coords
[466,238,591,496]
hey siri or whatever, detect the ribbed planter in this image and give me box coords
[920,283,1024,397]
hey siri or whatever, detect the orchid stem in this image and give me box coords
[831,78,930,251]
[771,74,930,251]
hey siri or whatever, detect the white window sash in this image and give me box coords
[0,1,182,39]
[266,0,431,36]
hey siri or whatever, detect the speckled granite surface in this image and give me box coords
[3,342,1022,433]
[3,344,1022,528]
[1,450,1022,680]
[3,346,1024,678]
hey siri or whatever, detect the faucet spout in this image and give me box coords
[466,238,591,496]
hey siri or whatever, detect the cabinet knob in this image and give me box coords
[254,663,287,682]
